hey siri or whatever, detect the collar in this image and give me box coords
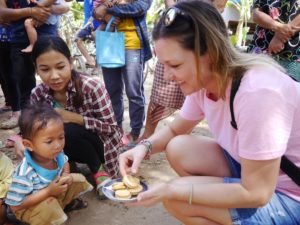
[24,149,65,182]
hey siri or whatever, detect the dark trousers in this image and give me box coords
[64,123,104,174]
[0,42,12,106]
[9,43,35,111]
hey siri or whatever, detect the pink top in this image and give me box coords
[180,66,300,202]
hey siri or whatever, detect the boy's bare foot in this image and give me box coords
[21,45,33,53]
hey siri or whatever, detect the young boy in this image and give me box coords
[0,152,13,224]
[5,102,93,225]
[21,0,60,53]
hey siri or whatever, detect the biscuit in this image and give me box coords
[123,175,140,188]
[59,176,70,184]
[112,182,126,190]
[128,184,143,196]
[115,189,132,199]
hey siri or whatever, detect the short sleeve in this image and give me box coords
[5,175,33,206]
[180,93,205,121]
[236,88,295,160]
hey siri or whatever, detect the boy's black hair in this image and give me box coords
[19,102,63,140]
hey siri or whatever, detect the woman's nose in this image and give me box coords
[163,69,175,81]
[50,70,60,79]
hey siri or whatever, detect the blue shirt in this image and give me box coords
[107,0,153,62]
[5,150,68,206]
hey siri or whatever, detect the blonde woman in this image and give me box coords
[119,1,300,224]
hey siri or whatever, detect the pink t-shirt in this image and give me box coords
[180,66,300,202]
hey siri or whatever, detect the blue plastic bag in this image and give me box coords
[96,16,125,68]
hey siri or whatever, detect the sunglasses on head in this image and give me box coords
[163,6,188,27]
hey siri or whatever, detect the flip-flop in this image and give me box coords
[93,170,111,200]
[64,198,88,213]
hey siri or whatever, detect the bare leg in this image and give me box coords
[162,135,233,224]
[22,19,37,53]
[76,39,95,67]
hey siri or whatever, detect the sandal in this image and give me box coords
[0,105,11,113]
[93,166,111,200]
[0,116,19,129]
[64,198,88,213]
[5,135,21,148]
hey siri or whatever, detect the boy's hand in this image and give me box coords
[60,174,73,186]
[47,177,68,197]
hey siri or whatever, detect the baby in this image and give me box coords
[5,102,93,225]
[22,0,59,53]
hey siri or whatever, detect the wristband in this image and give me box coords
[138,139,152,158]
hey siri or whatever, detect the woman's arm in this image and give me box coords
[119,115,199,175]
[136,157,281,208]
[252,8,296,42]
[147,115,198,155]
[106,0,151,18]
[174,158,280,208]
[0,0,51,23]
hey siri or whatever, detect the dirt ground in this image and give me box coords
[0,72,211,225]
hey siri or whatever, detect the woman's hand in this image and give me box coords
[119,145,148,176]
[274,23,297,42]
[130,183,169,207]
[268,36,284,54]
[31,5,51,23]
[55,108,84,125]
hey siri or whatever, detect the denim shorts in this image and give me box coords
[223,150,300,225]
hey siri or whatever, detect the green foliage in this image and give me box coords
[227,0,253,46]
[70,2,84,22]
[147,0,165,34]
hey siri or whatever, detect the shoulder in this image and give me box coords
[79,74,106,94]
[242,66,298,91]
[12,159,35,185]
[238,66,300,105]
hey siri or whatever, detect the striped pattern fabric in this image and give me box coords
[5,152,67,206]
[30,74,122,178]
[149,62,185,123]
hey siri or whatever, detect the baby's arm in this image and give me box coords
[10,177,68,212]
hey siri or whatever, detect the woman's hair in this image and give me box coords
[19,102,63,140]
[31,35,84,107]
[152,0,283,98]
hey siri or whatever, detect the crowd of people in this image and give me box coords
[0,0,299,224]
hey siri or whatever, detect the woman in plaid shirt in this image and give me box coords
[16,35,122,199]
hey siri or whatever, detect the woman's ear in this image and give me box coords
[22,139,34,152]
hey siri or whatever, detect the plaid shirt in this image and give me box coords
[30,74,122,178]
[107,0,152,62]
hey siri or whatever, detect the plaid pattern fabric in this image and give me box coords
[30,74,122,178]
[277,60,300,82]
[150,61,185,109]
[107,0,152,62]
